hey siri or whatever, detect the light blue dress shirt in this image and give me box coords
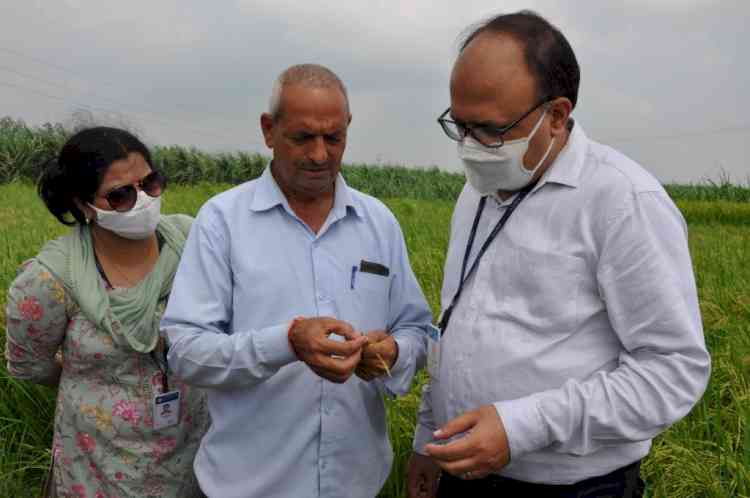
[161,166,432,498]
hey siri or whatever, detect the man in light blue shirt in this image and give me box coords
[161,64,432,498]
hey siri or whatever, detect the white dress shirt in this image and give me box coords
[414,122,710,485]
[161,167,432,498]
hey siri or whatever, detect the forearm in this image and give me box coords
[164,321,297,390]
[6,349,62,386]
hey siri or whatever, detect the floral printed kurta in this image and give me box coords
[5,259,209,498]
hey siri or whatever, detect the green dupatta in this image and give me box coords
[35,214,192,353]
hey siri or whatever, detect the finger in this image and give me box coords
[358,355,384,368]
[319,336,366,357]
[365,329,389,342]
[357,357,388,377]
[315,351,361,379]
[361,339,391,358]
[323,319,359,340]
[433,411,479,440]
[336,349,363,372]
[424,432,478,462]
[354,363,377,379]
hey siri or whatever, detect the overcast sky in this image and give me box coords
[1,0,748,184]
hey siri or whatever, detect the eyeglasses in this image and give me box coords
[99,171,167,212]
[437,97,551,148]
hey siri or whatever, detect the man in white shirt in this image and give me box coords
[407,10,710,498]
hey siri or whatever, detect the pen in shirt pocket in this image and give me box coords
[350,265,358,289]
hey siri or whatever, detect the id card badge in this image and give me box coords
[426,323,441,380]
[153,390,181,430]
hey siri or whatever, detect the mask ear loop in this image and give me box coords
[522,109,555,176]
[528,108,548,140]
[531,137,555,172]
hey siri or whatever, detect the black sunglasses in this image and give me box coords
[438,97,551,148]
[100,171,167,212]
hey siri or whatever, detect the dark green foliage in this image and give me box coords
[0,118,69,183]
[2,117,748,203]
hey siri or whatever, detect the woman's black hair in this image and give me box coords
[37,127,153,226]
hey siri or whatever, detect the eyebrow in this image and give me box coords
[290,128,346,137]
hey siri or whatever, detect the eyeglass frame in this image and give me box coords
[97,170,167,212]
[437,96,553,148]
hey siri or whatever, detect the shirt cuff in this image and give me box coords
[254,322,297,369]
[380,335,414,397]
[494,396,552,460]
[390,334,407,373]
[412,422,436,455]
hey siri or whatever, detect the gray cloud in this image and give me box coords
[1,0,747,183]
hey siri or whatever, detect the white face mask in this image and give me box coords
[88,190,161,240]
[458,109,555,195]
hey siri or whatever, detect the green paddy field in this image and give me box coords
[0,119,748,498]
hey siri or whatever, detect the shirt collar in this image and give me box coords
[250,163,361,219]
[534,119,587,191]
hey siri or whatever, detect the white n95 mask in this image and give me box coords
[458,109,554,195]
[89,190,161,240]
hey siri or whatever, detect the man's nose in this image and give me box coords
[308,136,329,164]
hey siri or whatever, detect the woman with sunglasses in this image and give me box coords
[5,127,208,498]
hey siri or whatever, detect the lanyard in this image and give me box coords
[150,345,170,393]
[437,183,536,336]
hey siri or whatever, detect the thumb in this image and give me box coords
[433,411,479,440]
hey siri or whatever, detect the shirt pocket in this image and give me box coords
[349,271,391,332]
[493,246,588,336]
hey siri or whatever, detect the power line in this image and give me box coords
[0,47,261,141]
[0,65,90,96]
[0,80,262,148]
[0,47,125,93]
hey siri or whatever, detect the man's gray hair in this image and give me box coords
[268,64,349,120]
